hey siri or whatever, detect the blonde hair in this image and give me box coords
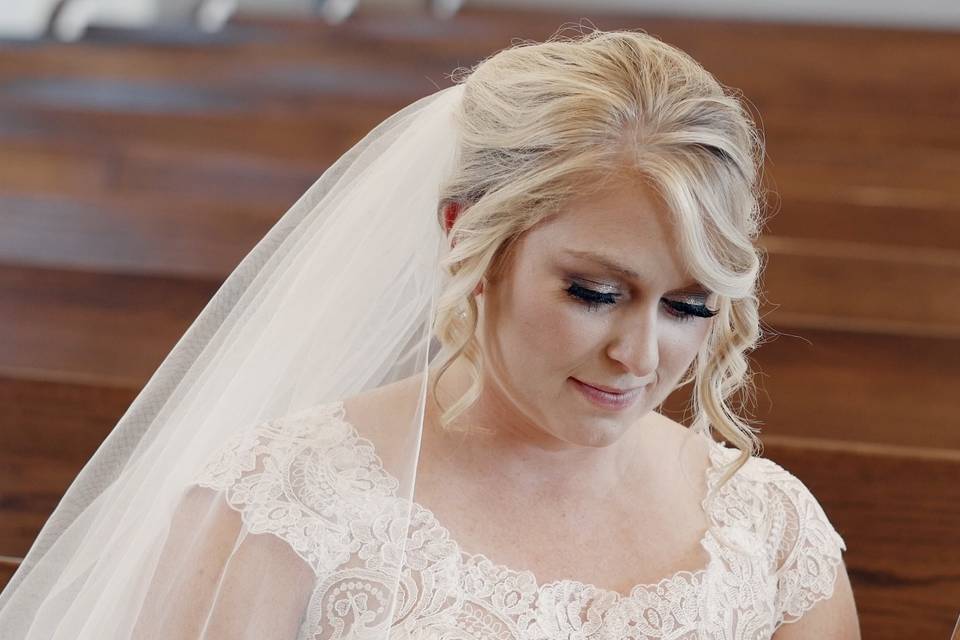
[429,27,770,525]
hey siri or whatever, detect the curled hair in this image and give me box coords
[429,26,771,544]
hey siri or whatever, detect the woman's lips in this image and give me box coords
[570,377,644,410]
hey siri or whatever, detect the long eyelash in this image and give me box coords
[566,282,719,321]
[666,300,719,322]
[565,283,618,312]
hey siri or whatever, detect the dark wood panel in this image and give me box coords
[0,101,398,165]
[0,264,217,387]
[0,375,136,463]
[768,150,960,210]
[664,327,960,450]
[0,454,81,556]
[0,379,134,559]
[761,195,960,253]
[759,240,960,338]
[754,329,960,450]
[0,191,282,279]
[0,557,20,593]
[0,137,323,221]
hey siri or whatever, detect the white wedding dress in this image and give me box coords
[189,400,846,639]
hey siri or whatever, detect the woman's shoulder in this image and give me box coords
[190,396,401,513]
[703,436,847,550]
[192,373,434,497]
[741,451,848,562]
[179,397,397,577]
[698,437,849,624]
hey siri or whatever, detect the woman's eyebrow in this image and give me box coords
[562,249,712,297]
[563,249,640,279]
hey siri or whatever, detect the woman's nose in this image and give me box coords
[605,306,659,378]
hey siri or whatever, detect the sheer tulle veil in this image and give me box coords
[0,82,465,639]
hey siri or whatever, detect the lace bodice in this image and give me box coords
[191,400,847,639]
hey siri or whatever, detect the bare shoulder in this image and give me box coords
[340,374,424,478]
[648,411,712,468]
[632,410,714,510]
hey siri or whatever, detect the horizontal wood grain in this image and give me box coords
[0,374,136,463]
[0,191,283,279]
[0,454,78,556]
[758,239,960,338]
[0,264,217,388]
[0,556,21,593]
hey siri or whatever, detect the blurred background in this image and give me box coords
[1,1,958,637]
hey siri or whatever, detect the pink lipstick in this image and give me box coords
[570,378,644,410]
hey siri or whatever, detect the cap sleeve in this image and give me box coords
[768,461,848,628]
[132,401,392,637]
[189,399,399,575]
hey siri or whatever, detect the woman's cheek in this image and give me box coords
[540,303,600,356]
[660,331,702,383]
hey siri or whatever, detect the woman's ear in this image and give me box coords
[441,200,481,295]
[442,201,462,236]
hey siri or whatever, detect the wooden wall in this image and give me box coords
[1,7,958,637]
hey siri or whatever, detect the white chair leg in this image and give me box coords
[431,0,464,19]
[194,0,237,31]
[48,0,103,41]
[316,0,360,24]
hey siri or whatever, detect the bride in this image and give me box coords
[0,27,859,639]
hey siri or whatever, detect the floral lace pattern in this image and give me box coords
[192,400,847,639]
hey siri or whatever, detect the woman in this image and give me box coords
[0,28,859,639]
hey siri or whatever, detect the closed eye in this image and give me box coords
[565,283,718,321]
[565,282,619,311]
[664,299,719,322]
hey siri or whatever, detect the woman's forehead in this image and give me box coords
[511,191,703,290]
[529,188,682,260]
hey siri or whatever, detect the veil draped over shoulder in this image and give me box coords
[0,83,464,639]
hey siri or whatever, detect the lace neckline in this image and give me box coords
[329,398,738,604]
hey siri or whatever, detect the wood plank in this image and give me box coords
[2,121,958,242]
[762,195,960,253]
[759,239,960,338]
[661,325,960,451]
[0,102,399,165]
[0,265,218,388]
[768,150,960,211]
[0,375,136,463]
[0,556,21,593]
[5,325,956,481]
[0,191,283,279]
[0,136,322,206]
[0,453,84,556]
[755,329,959,450]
